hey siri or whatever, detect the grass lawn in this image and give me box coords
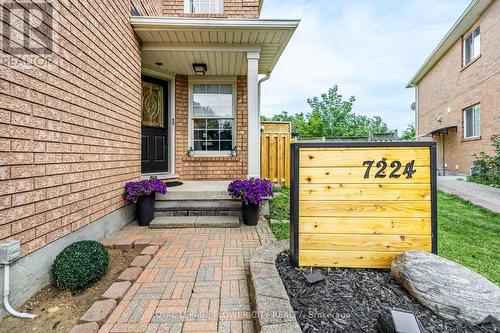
[268,188,500,285]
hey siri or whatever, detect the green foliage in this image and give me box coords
[400,123,416,141]
[269,187,290,221]
[468,135,500,187]
[438,191,500,285]
[268,191,500,285]
[262,85,390,137]
[51,240,109,292]
[271,223,290,241]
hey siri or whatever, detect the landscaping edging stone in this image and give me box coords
[67,237,161,332]
[249,240,302,333]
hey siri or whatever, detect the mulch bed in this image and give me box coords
[276,253,498,333]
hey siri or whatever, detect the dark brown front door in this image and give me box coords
[141,75,168,173]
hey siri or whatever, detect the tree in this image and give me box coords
[261,85,392,138]
[400,123,416,141]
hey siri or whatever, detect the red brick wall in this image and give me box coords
[416,1,499,174]
[133,0,163,16]
[0,0,150,255]
[174,75,248,179]
[163,0,260,18]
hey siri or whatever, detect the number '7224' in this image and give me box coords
[362,160,416,179]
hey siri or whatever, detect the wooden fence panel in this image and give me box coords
[290,142,437,269]
[260,122,291,187]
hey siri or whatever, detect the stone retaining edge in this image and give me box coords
[68,239,160,333]
[249,240,302,333]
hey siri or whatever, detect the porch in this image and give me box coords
[131,17,299,181]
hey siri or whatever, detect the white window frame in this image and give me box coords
[184,0,224,14]
[463,26,480,66]
[188,77,237,156]
[463,104,480,139]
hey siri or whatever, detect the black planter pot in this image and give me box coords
[242,203,259,226]
[137,193,155,226]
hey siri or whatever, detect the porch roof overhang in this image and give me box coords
[424,125,458,137]
[131,17,300,76]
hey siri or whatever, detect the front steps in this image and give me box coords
[153,181,242,227]
[154,200,242,219]
[149,216,239,228]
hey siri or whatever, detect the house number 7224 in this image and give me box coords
[362,160,416,179]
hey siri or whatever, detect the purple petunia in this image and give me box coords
[124,178,168,203]
[228,178,273,206]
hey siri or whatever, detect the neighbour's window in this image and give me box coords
[463,104,480,138]
[185,0,223,14]
[463,26,480,66]
[192,83,234,153]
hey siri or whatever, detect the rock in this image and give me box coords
[47,306,60,313]
[391,251,500,325]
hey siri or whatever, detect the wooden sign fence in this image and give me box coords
[290,142,437,268]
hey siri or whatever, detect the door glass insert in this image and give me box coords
[142,82,164,128]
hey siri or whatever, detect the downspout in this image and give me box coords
[3,264,37,319]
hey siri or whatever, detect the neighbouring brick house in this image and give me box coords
[407,0,499,175]
[0,0,298,318]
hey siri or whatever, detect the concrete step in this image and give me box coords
[155,200,241,210]
[156,191,232,201]
[149,216,240,229]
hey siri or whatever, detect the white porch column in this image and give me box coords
[247,51,260,178]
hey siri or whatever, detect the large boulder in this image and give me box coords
[391,251,500,325]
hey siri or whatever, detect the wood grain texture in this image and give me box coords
[299,217,431,235]
[299,201,431,218]
[299,167,430,184]
[300,183,431,201]
[299,234,432,252]
[299,250,398,268]
[300,147,431,167]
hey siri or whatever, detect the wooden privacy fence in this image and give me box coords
[290,142,437,269]
[260,121,291,187]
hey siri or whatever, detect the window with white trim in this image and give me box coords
[191,83,234,153]
[463,26,480,66]
[185,0,223,14]
[463,104,480,138]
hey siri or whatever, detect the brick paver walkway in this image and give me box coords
[99,223,276,333]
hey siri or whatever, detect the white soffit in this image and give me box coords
[131,17,300,75]
[407,0,492,87]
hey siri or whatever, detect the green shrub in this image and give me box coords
[469,135,500,187]
[269,187,290,221]
[51,240,109,292]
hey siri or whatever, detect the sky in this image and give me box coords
[259,0,471,133]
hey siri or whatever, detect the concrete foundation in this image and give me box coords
[0,204,135,320]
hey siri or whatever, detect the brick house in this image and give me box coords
[407,0,499,175]
[0,0,298,317]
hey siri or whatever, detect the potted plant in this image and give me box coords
[188,146,194,157]
[124,177,167,226]
[231,146,237,157]
[228,178,273,226]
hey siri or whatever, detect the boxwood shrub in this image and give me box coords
[51,240,109,292]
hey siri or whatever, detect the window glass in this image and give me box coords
[192,84,234,152]
[186,0,223,14]
[464,104,480,138]
[464,26,480,65]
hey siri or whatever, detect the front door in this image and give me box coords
[141,75,168,173]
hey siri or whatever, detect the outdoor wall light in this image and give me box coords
[192,63,207,76]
